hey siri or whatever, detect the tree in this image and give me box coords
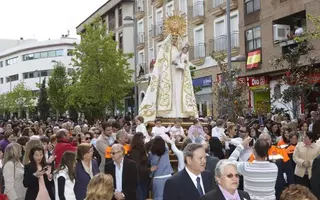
[68,17,133,123]
[270,14,320,118]
[211,53,248,121]
[47,62,69,118]
[6,82,36,117]
[37,78,50,121]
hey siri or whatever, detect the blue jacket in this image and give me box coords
[74,160,99,200]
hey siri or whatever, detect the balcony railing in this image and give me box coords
[138,63,148,77]
[108,18,115,31]
[209,31,240,52]
[190,43,206,61]
[188,1,205,19]
[151,22,164,37]
[213,0,224,8]
[137,32,145,45]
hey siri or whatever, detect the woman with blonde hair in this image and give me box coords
[3,143,27,200]
[22,139,41,165]
[85,173,114,200]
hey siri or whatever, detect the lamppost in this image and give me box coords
[124,4,138,116]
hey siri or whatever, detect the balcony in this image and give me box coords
[135,0,145,19]
[151,23,164,42]
[208,0,238,17]
[137,63,149,81]
[151,0,164,8]
[209,31,240,58]
[137,32,145,50]
[189,43,206,65]
[188,1,205,25]
[108,18,115,32]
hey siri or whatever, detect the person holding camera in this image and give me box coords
[229,137,278,200]
[23,145,54,200]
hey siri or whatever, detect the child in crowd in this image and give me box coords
[168,119,185,142]
[151,119,170,141]
[188,119,206,144]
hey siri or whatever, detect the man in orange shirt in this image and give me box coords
[251,132,294,200]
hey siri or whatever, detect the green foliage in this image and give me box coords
[189,65,202,93]
[67,17,133,122]
[6,82,36,113]
[47,62,69,116]
[211,53,248,121]
[37,78,50,120]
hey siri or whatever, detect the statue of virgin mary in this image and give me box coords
[139,11,199,123]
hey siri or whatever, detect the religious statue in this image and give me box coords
[138,10,199,123]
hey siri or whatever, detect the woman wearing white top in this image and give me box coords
[54,151,77,200]
[135,116,151,142]
[3,143,27,200]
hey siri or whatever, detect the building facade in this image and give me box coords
[238,0,320,117]
[76,0,135,114]
[136,0,240,117]
[0,37,77,118]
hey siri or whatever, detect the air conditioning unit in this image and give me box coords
[273,24,291,43]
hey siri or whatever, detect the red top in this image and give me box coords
[53,138,77,168]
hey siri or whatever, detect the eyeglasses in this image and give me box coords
[225,173,240,179]
[111,151,121,155]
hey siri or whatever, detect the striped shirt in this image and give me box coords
[229,144,278,200]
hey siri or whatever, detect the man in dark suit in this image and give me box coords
[105,144,138,200]
[311,155,320,199]
[163,143,213,200]
[204,142,219,189]
[200,160,250,200]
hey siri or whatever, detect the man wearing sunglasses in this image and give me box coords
[105,144,138,200]
[200,160,250,200]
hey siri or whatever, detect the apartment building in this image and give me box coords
[238,0,320,116]
[136,0,240,117]
[76,0,135,114]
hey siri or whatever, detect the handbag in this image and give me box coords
[148,155,162,191]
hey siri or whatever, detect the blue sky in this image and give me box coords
[0,0,107,40]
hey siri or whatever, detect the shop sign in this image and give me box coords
[246,49,261,69]
[193,76,212,87]
[246,76,269,87]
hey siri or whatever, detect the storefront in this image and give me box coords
[246,76,271,115]
[192,76,213,117]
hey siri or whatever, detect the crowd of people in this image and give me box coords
[0,107,319,200]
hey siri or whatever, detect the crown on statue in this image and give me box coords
[164,10,187,36]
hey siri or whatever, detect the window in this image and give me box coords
[245,0,260,14]
[194,25,205,58]
[138,51,145,64]
[34,53,40,59]
[148,15,153,31]
[166,2,174,16]
[0,61,3,68]
[119,32,123,50]
[67,49,73,56]
[6,74,19,82]
[118,7,123,27]
[246,26,261,52]
[156,8,163,24]
[274,85,281,100]
[56,49,63,56]
[40,51,48,58]
[0,78,3,84]
[5,57,18,66]
[138,20,144,33]
[149,48,154,63]
[180,0,187,14]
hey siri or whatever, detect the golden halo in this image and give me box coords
[164,10,187,36]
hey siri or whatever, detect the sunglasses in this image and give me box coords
[239,130,246,133]
[111,151,121,155]
[225,173,241,178]
[86,137,91,140]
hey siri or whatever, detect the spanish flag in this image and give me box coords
[246,49,261,69]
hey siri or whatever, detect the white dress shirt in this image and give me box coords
[114,158,124,192]
[185,166,205,194]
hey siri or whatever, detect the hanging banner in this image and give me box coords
[246,49,261,69]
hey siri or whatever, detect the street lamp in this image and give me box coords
[124,10,139,116]
[231,55,246,63]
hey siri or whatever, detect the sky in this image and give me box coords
[0,0,108,41]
